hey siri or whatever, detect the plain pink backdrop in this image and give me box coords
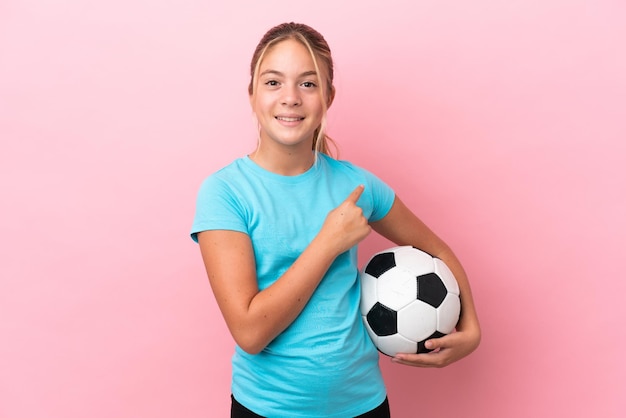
[1,1,625,417]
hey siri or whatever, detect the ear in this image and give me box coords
[327,85,336,108]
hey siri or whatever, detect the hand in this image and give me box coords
[318,185,371,256]
[390,326,481,368]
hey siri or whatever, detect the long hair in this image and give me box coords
[248,22,337,157]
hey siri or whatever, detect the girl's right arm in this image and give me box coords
[197,185,369,354]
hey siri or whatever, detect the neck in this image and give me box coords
[249,145,316,176]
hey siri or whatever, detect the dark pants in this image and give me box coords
[231,395,391,418]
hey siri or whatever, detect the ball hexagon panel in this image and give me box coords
[416,272,448,308]
[366,302,397,336]
[433,258,460,295]
[436,293,461,333]
[376,268,418,311]
[397,300,438,342]
[377,333,418,357]
[364,252,396,278]
[392,246,435,276]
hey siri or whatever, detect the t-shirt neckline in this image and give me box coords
[242,154,324,184]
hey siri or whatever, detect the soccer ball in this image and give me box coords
[360,246,461,357]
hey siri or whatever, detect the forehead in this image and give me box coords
[259,38,316,73]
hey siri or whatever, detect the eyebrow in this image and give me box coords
[259,69,318,78]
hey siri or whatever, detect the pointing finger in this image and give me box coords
[345,185,365,204]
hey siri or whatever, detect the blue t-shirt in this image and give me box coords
[191,153,395,417]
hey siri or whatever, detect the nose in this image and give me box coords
[281,84,301,106]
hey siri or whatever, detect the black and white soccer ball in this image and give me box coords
[360,246,461,357]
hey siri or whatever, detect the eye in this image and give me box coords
[301,81,317,88]
[264,80,280,87]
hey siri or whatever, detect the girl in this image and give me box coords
[191,22,480,418]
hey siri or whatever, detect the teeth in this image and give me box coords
[277,116,302,122]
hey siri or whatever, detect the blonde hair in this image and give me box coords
[248,22,337,157]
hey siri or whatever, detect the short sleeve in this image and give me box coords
[355,165,395,222]
[344,162,396,222]
[190,175,248,243]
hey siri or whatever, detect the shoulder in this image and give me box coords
[319,154,388,187]
[318,153,372,178]
[192,158,252,239]
[198,157,251,189]
[195,158,254,207]
[204,157,247,181]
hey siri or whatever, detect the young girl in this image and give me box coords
[191,22,480,418]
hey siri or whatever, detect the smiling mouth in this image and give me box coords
[276,116,304,122]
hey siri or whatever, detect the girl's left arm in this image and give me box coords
[370,195,481,367]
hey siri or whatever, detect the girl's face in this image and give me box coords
[250,39,326,153]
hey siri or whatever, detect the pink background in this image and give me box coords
[1,1,625,417]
